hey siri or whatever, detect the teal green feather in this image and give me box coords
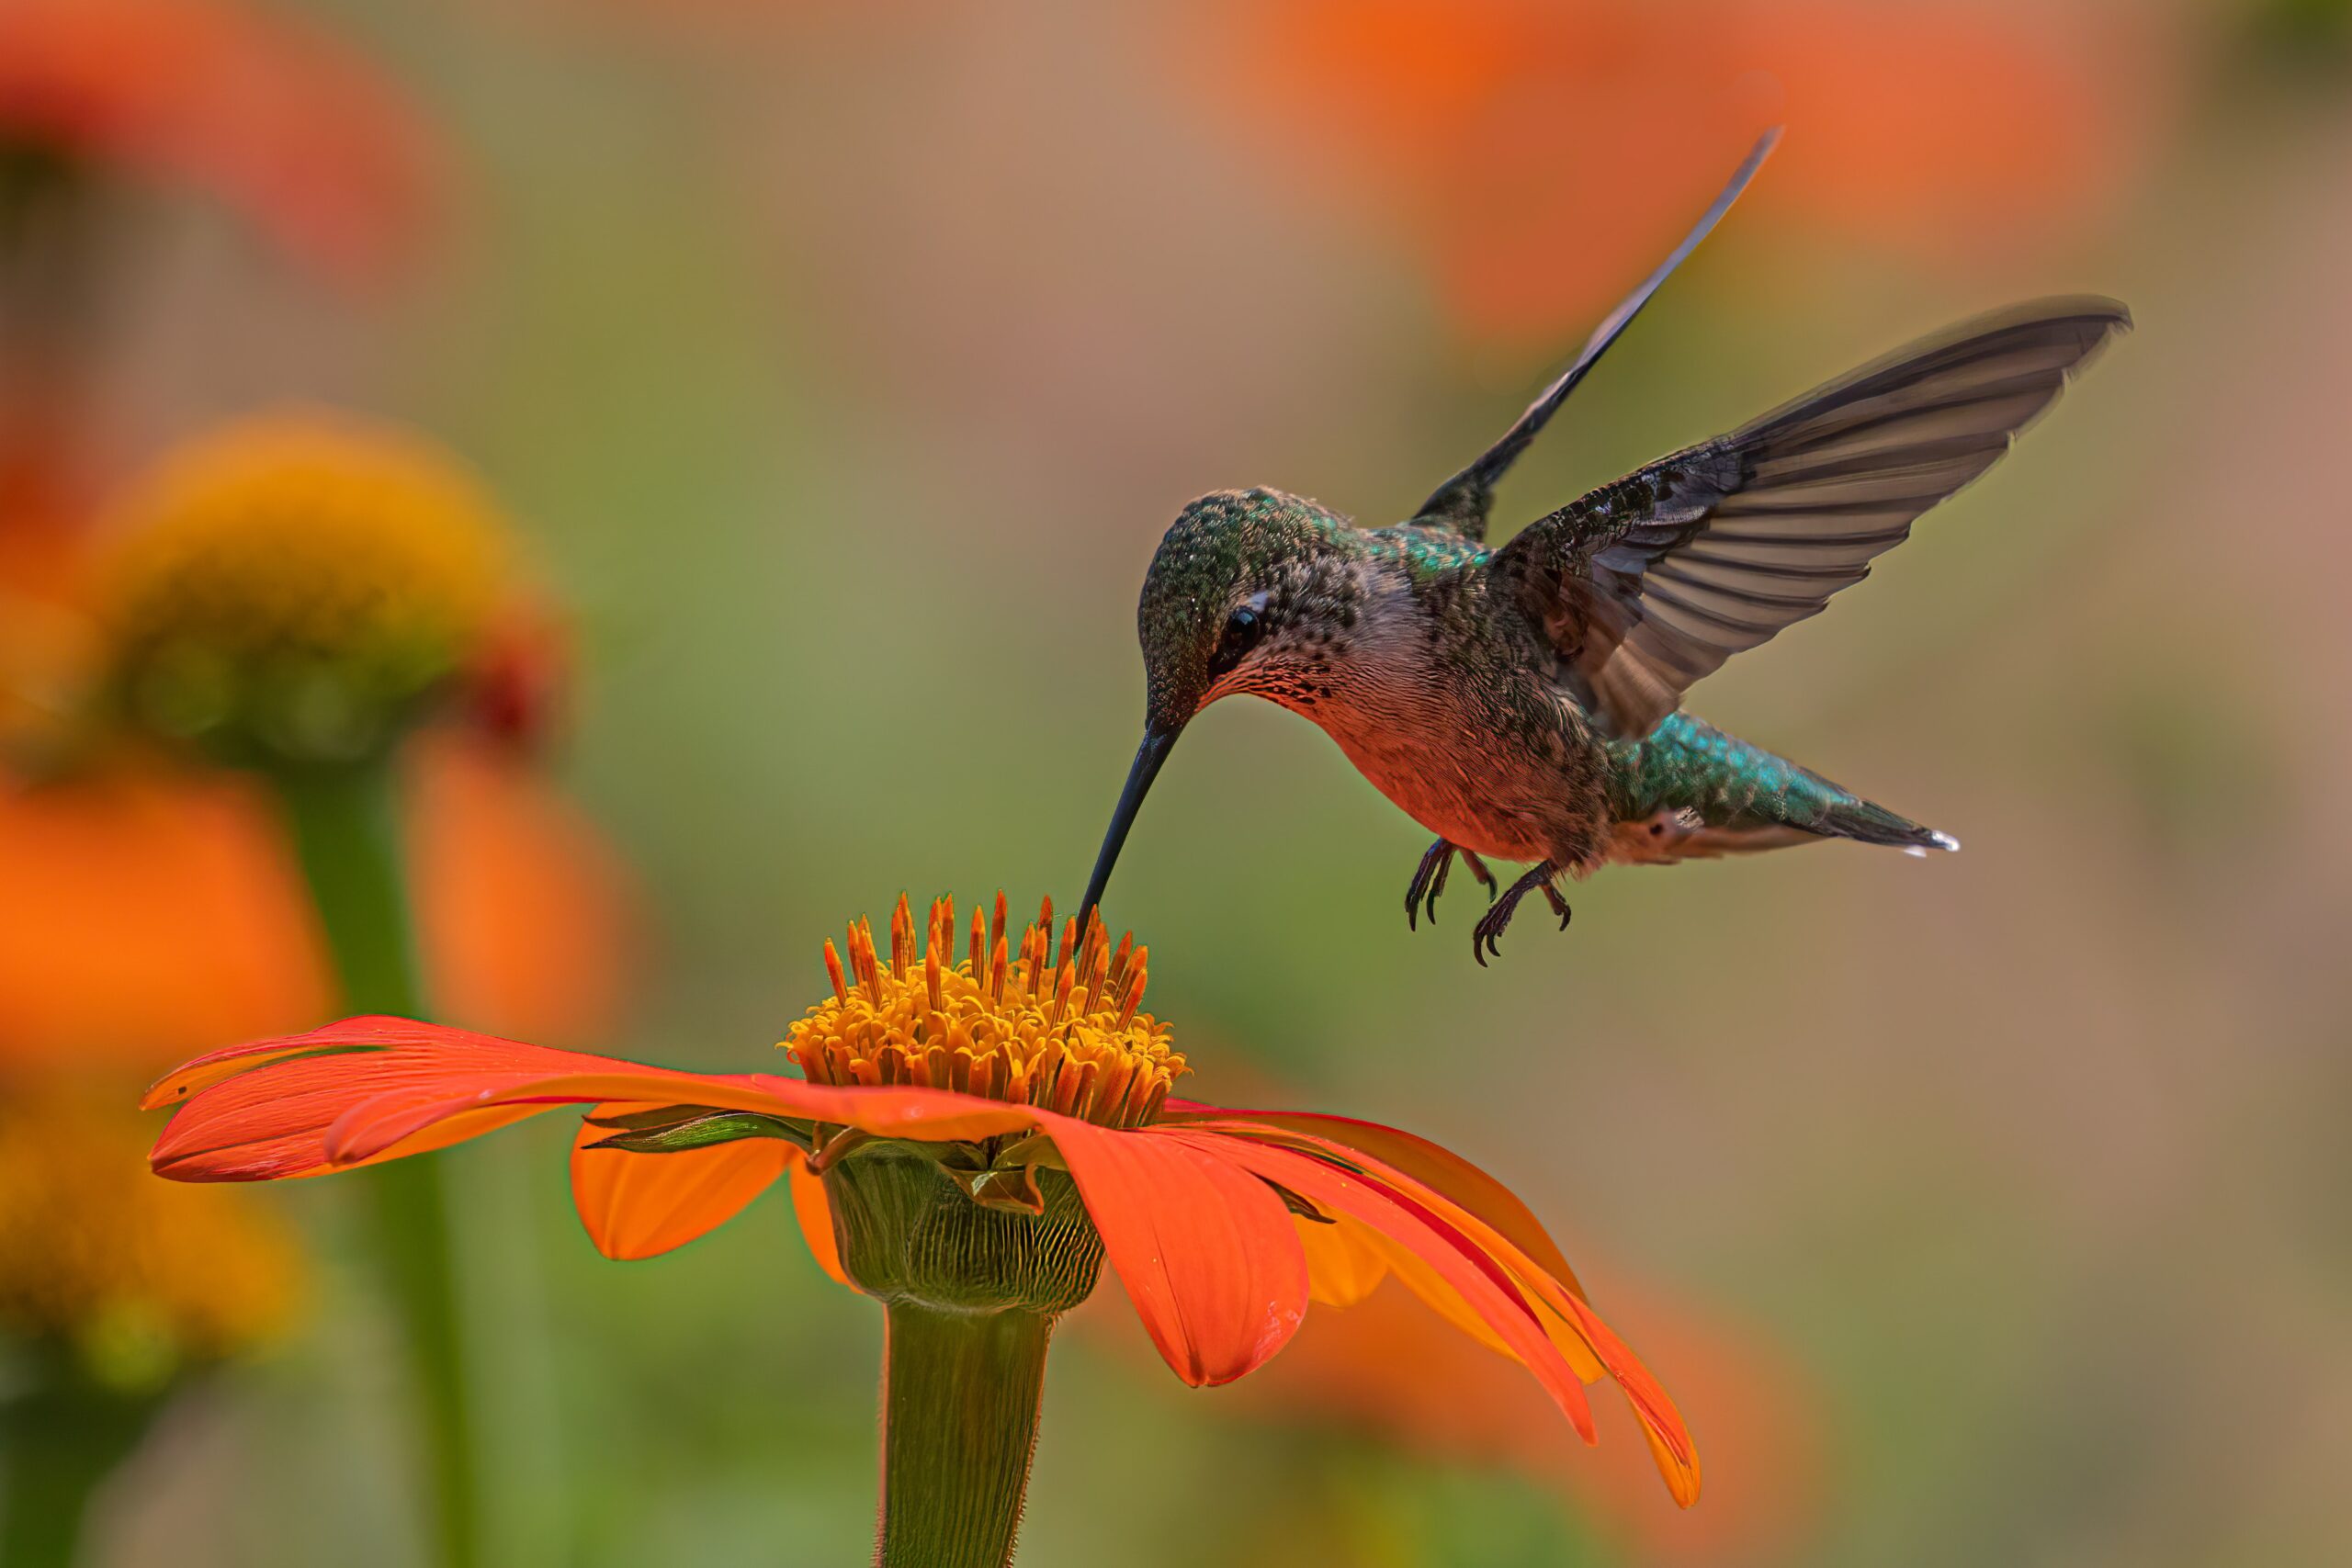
[1605,714,1951,849]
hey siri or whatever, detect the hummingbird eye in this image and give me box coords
[1209,597,1269,676]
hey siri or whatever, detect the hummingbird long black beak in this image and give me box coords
[1079,723,1182,925]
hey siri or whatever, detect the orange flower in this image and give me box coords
[145,895,1702,1507]
[0,0,444,281]
[0,411,637,1070]
[1182,0,2174,344]
[0,731,634,1072]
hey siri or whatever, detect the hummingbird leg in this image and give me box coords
[1406,840,1500,930]
[1473,861,1568,966]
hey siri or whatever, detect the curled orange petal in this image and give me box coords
[1180,1130,1604,1451]
[1295,1212,1386,1307]
[568,1108,794,1261]
[786,1148,847,1286]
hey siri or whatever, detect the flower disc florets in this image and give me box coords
[786,894,1186,1130]
[102,412,510,765]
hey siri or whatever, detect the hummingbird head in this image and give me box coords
[1082,488,1352,920]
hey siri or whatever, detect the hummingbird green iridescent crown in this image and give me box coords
[1134,488,1357,735]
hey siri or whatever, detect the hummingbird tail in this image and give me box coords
[1815,797,1962,857]
[1604,713,1959,864]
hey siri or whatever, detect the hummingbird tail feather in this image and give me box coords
[1815,796,1961,854]
[1604,713,1958,865]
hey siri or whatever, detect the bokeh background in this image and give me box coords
[4,0,2349,1564]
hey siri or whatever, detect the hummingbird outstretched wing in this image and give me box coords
[1489,297,2132,739]
[1405,128,1781,542]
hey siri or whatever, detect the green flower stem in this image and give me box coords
[0,1375,160,1568]
[273,761,480,1568]
[875,1303,1056,1568]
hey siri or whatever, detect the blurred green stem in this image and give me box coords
[0,1376,159,1568]
[275,761,480,1568]
[875,1303,1054,1568]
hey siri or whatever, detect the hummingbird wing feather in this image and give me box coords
[1493,298,2132,739]
[1405,129,1781,542]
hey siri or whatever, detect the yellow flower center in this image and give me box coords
[786,895,1186,1130]
[102,411,512,761]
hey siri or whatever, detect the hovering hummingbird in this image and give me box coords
[1079,130,2129,963]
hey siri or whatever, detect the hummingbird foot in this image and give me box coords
[1472,861,1569,966]
[1406,840,1498,930]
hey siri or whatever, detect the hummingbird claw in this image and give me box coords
[1405,840,1448,931]
[1407,840,1502,930]
[1469,861,1568,964]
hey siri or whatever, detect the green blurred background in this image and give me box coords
[6,0,2350,1563]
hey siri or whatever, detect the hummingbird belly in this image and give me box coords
[1307,682,1607,866]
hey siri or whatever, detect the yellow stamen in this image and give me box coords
[786,896,1187,1130]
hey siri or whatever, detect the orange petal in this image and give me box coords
[786,1148,847,1286]
[568,1107,793,1261]
[1047,1117,1306,1386]
[1295,1212,1387,1307]
[145,1015,1045,1182]
[1179,1129,1601,1449]
[1353,1156,1700,1507]
[1173,1113,1614,1380]
[1160,1104,1586,1296]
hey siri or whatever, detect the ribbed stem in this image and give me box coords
[273,761,480,1568]
[875,1304,1055,1568]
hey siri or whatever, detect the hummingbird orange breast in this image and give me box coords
[1258,565,1613,868]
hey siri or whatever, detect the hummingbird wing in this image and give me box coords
[1491,297,2131,739]
[1404,128,1781,542]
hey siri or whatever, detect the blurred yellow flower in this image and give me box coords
[102,412,514,766]
[0,1083,301,1391]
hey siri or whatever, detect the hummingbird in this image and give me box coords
[1079,130,2129,963]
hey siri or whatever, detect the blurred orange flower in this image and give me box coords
[0,412,637,1073]
[0,0,445,282]
[0,732,636,1072]
[1228,1265,1821,1563]
[1182,0,2176,344]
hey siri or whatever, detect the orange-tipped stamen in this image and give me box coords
[787,894,1183,1129]
[1116,950,1148,1029]
[888,895,913,978]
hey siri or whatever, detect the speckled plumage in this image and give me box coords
[1082,131,2127,957]
[1138,486,1912,879]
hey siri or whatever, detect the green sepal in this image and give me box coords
[584,1111,809,1155]
[582,1103,728,1132]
